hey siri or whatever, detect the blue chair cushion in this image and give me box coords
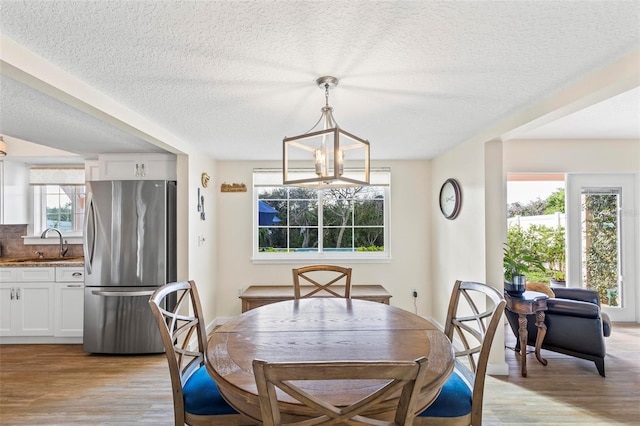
[418,370,472,418]
[182,365,238,416]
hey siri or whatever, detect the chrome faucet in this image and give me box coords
[40,228,68,257]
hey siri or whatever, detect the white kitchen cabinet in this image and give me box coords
[0,267,55,337]
[0,160,29,224]
[97,153,176,180]
[54,267,84,337]
[84,160,100,181]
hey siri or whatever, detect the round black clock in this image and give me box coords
[439,178,462,220]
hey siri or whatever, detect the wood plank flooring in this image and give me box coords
[1,323,638,425]
[487,323,640,425]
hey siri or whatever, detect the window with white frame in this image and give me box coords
[253,168,390,261]
[30,167,85,235]
[34,185,85,233]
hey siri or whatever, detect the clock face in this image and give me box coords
[439,178,461,219]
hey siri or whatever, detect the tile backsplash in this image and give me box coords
[0,225,83,258]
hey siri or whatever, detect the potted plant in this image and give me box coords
[503,243,546,295]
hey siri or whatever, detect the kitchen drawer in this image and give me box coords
[0,267,55,282]
[55,267,85,283]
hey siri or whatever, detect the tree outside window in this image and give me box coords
[42,185,85,232]
[254,169,389,259]
[583,193,619,306]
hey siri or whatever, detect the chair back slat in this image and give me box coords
[149,280,208,425]
[150,280,258,425]
[438,280,505,425]
[292,265,352,299]
[254,357,431,426]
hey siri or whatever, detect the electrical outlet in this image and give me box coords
[412,288,418,298]
[237,287,243,296]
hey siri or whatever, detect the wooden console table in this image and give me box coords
[239,285,392,312]
[504,290,549,377]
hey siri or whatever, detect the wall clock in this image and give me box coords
[439,178,462,220]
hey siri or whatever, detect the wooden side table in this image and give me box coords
[239,285,392,312]
[504,290,549,377]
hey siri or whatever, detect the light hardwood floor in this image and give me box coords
[1,323,638,425]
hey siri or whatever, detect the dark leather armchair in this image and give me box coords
[505,287,611,376]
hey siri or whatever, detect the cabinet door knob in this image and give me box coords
[10,288,15,300]
[16,288,21,300]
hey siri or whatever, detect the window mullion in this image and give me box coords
[71,187,78,231]
[36,186,46,233]
[286,189,291,252]
[318,190,324,252]
[351,197,355,251]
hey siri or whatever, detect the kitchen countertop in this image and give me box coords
[0,256,84,267]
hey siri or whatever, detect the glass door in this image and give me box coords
[567,174,636,322]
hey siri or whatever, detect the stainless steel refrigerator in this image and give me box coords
[83,180,176,354]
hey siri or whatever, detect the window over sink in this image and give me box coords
[28,167,85,242]
[33,185,85,234]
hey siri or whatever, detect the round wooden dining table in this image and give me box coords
[206,298,455,423]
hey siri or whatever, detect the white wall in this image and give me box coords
[175,153,219,328]
[505,139,640,173]
[214,160,433,319]
[430,141,487,318]
[429,139,507,374]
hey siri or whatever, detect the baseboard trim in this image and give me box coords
[0,336,82,344]
[487,361,509,376]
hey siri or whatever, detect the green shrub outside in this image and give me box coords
[357,246,384,252]
[507,224,564,283]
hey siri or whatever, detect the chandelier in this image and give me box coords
[282,76,370,187]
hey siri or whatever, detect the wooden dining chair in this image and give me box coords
[149,280,257,426]
[415,280,506,426]
[253,357,431,426]
[291,264,352,299]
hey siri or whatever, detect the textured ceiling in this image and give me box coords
[0,1,639,163]
[508,85,640,140]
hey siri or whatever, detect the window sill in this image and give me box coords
[252,254,392,264]
[23,235,83,245]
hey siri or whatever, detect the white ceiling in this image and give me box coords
[1,1,639,164]
[507,85,640,140]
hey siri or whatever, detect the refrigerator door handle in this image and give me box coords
[91,290,156,297]
[83,191,96,274]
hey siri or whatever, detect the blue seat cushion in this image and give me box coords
[182,365,238,416]
[418,370,472,418]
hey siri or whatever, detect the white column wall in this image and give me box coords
[430,138,508,374]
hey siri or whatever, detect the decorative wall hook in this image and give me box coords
[201,173,211,188]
